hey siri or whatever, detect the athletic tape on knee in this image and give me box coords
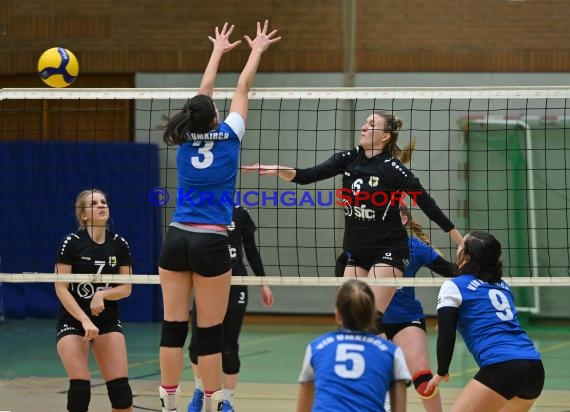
[222,344,240,374]
[413,370,438,399]
[106,377,133,409]
[196,324,223,356]
[67,379,90,412]
[160,320,189,348]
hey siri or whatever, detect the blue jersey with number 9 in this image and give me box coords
[173,112,245,225]
[437,274,541,367]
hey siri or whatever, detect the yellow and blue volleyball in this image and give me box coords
[37,47,79,88]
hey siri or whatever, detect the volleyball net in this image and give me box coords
[1,87,570,318]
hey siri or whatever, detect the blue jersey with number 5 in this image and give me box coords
[437,274,541,367]
[173,112,245,225]
[298,330,411,412]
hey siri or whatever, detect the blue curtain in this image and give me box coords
[0,141,163,321]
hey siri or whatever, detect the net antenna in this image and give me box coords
[3,86,570,319]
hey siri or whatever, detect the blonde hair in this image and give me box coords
[75,189,107,230]
[336,279,378,333]
[400,204,442,256]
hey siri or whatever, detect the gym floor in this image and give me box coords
[0,317,569,411]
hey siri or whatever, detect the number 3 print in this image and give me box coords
[191,141,214,169]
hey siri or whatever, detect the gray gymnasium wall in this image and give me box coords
[135,73,570,317]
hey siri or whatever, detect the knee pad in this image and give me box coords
[196,324,223,356]
[189,334,199,365]
[160,320,189,348]
[106,377,133,409]
[222,344,240,374]
[413,370,438,399]
[67,379,90,412]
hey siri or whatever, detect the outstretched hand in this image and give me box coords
[426,373,448,394]
[241,164,282,176]
[244,20,282,53]
[209,22,241,54]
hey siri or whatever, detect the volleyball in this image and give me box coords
[37,47,79,88]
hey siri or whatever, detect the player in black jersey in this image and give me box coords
[243,112,463,326]
[187,206,274,412]
[55,189,133,412]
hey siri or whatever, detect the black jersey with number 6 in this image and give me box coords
[56,229,131,321]
[293,146,454,256]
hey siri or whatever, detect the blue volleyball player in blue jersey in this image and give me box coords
[335,204,454,412]
[427,231,544,412]
[382,204,454,412]
[296,279,411,412]
[157,21,281,412]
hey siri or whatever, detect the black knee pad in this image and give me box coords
[222,344,240,375]
[196,324,223,356]
[160,320,189,348]
[67,379,90,412]
[189,334,199,365]
[106,377,133,409]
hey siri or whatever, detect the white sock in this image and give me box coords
[223,388,235,404]
[195,377,204,392]
[159,385,181,412]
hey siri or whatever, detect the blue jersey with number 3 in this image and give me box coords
[437,275,541,367]
[172,112,245,225]
[298,330,411,412]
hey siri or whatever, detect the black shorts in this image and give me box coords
[56,315,124,342]
[159,226,231,277]
[345,247,408,274]
[383,318,426,341]
[474,359,545,400]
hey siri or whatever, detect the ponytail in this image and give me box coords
[163,94,216,146]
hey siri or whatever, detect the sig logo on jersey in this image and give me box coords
[73,282,112,299]
[344,199,376,221]
[76,282,96,299]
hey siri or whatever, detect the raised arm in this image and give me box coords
[230,20,281,122]
[198,22,241,97]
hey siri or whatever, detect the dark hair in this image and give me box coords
[374,111,402,155]
[336,279,377,332]
[163,94,217,145]
[457,230,503,283]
